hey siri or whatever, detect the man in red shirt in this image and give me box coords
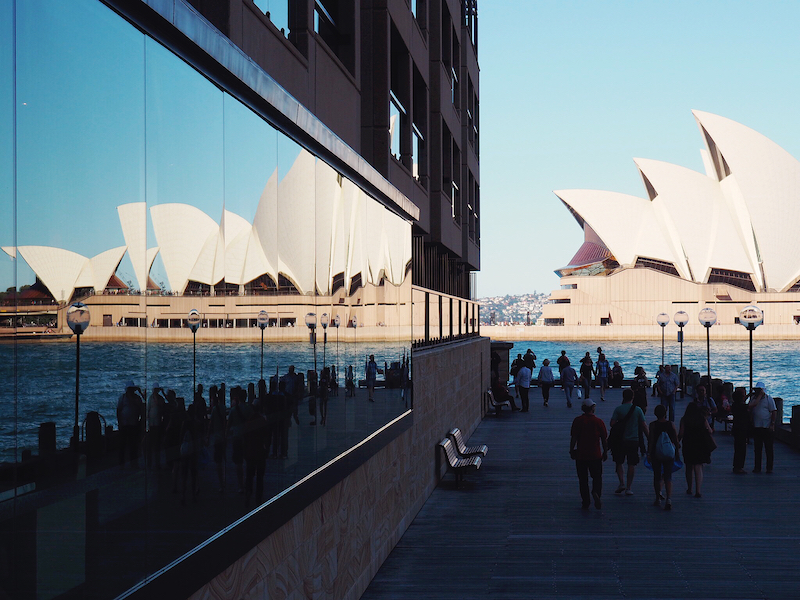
[570,398,608,509]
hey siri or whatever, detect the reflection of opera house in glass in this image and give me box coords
[4,149,413,342]
[541,111,800,339]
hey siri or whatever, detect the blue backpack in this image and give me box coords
[655,431,675,461]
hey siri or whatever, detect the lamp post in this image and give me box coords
[332,315,340,368]
[352,313,358,366]
[305,312,317,372]
[674,311,689,398]
[739,305,764,393]
[320,313,329,368]
[698,308,717,396]
[67,302,90,449]
[656,312,670,369]
[257,310,269,380]
[187,309,201,397]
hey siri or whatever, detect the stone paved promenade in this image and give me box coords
[362,388,800,599]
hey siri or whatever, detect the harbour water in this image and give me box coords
[509,339,798,419]
[2,337,797,463]
[0,340,406,463]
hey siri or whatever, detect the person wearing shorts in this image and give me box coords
[610,389,648,496]
[648,404,679,510]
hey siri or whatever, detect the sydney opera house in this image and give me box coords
[3,149,413,341]
[541,110,800,339]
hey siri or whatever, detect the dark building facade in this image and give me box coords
[189,0,481,298]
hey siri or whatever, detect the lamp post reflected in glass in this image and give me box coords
[305,312,317,372]
[257,310,269,380]
[320,313,329,368]
[332,315,340,369]
[739,305,764,393]
[674,311,689,398]
[656,312,670,369]
[698,308,717,396]
[67,302,90,449]
[187,309,201,397]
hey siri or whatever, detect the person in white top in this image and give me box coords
[748,381,776,473]
[516,364,531,412]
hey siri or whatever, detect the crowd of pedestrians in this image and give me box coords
[499,346,779,511]
[113,355,410,506]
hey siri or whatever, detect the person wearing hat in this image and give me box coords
[569,398,608,509]
[146,381,165,470]
[748,381,776,473]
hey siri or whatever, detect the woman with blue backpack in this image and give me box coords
[648,404,679,510]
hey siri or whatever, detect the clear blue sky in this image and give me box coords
[478,0,800,297]
[5,1,800,298]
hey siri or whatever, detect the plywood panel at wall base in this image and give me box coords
[187,336,489,600]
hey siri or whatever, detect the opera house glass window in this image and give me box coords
[0,1,412,598]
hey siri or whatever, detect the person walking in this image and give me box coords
[611,361,624,388]
[731,387,749,474]
[632,366,648,414]
[208,385,227,492]
[570,399,608,510]
[510,353,523,398]
[610,389,648,495]
[524,349,536,370]
[561,363,578,408]
[748,381,776,473]
[366,355,378,402]
[117,381,144,468]
[579,352,593,399]
[516,360,532,412]
[146,381,165,470]
[538,359,555,407]
[556,350,570,375]
[595,353,610,402]
[658,364,680,422]
[679,401,714,497]
[648,404,679,510]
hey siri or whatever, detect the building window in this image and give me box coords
[412,123,424,180]
[634,257,680,277]
[545,318,565,326]
[253,0,289,36]
[313,0,356,73]
[451,180,459,219]
[390,92,406,161]
[707,268,757,292]
[314,0,334,35]
[450,66,458,107]
[412,0,426,30]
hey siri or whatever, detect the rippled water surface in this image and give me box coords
[1,340,406,462]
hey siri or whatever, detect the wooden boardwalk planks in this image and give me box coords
[363,388,800,599]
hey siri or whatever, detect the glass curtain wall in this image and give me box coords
[0,1,412,598]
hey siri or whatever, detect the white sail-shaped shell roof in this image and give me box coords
[277,149,316,294]
[251,169,279,286]
[6,149,412,298]
[557,110,800,293]
[86,246,128,292]
[150,203,220,293]
[693,110,800,291]
[118,203,149,291]
[12,246,91,302]
[554,190,678,269]
[222,210,253,286]
[315,159,340,295]
[634,158,754,283]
